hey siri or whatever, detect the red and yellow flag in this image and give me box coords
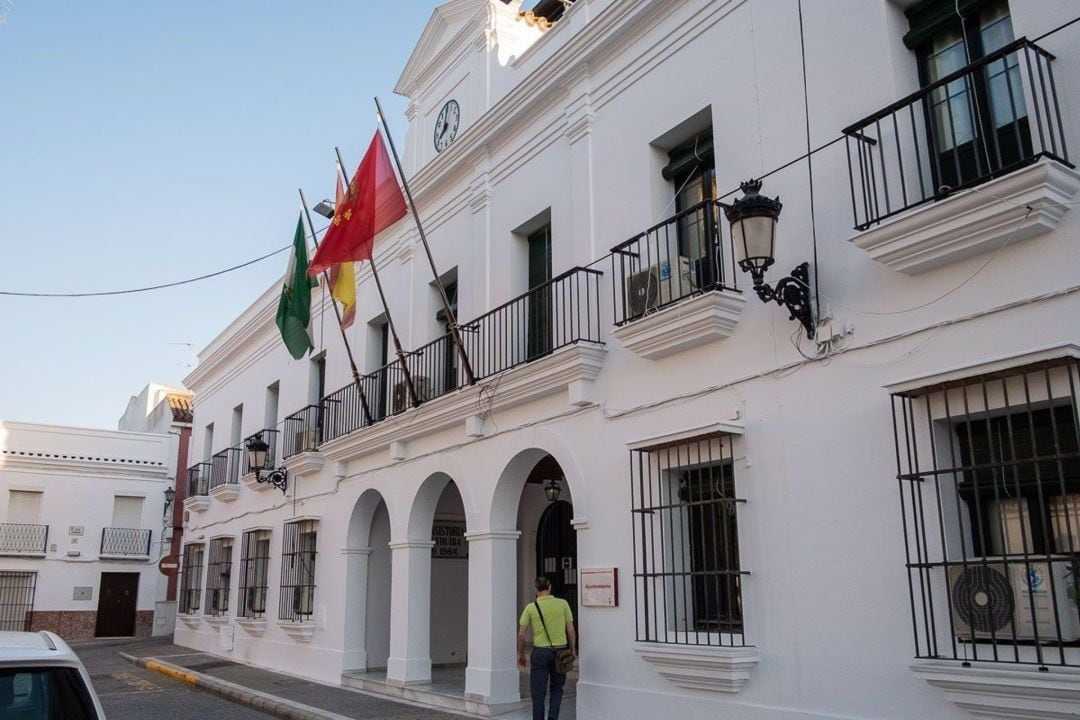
[308,130,407,276]
[327,167,357,329]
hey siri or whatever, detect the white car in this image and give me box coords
[0,631,105,719]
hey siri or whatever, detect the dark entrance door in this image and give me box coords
[95,572,139,637]
[536,499,577,627]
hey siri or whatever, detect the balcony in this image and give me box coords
[290,267,603,460]
[209,447,242,502]
[184,462,211,513]
[100,527,152,559]
[844,39,1080,274]
[609,200,745,359]
[0,523,48,557]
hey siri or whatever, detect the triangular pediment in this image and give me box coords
[394,0,497,97]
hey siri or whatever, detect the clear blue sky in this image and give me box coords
[0,1,436,429]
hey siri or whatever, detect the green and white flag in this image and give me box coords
[276,215,316,360]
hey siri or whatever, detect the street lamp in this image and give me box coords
[723,179,814,339]
[245,437,288,494]
[543,477,562,503]
[163,487,176,513]
[312,199,335,219]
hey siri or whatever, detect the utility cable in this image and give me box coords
[0,225,328,298]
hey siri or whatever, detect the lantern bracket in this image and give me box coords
[255,468,289,495]
[750,262,815,340]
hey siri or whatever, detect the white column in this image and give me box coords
[386,539,434,685]
[465,530,521,707]
[341,547,371,673]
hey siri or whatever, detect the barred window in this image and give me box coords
[279,520,317,622]
[205,537,233,616]
[238,529,271,619]
[0,571,36,631]
[631,432,746,646]
[893,356,1080,667]
[179,543,205,615]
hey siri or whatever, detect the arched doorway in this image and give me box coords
[343,489,392,674]
[516,454,578,637]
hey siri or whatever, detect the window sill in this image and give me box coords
[850,158,1080,274]
[99,553,150,561]
[911,659,1080,719]
[0,550,46,558]
[278,620,316,643]
[177,614,202,629]
[204,615,230,628]
[613,290,745,360]
[209,484,240,503]
[634,641,758,693]
[183,495,210,513]
[235,617,267,636]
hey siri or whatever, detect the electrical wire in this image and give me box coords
[0,245,291,298]
[0,224,329,299]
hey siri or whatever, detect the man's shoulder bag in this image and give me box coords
[533,600,575,674]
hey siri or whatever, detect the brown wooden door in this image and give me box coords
[95,572,139,637]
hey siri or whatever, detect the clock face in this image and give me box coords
[434,99,460,153]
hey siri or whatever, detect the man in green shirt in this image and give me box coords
[517,577,576,720]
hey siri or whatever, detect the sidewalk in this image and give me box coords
[118,639,469,720]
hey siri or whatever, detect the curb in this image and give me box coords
[119,652,355,720]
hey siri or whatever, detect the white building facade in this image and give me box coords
[176,1,1080,718]
[0,421,172,641]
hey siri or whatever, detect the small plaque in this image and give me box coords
[581,567,619,607]
[73,587,92,601]
[431,520,468,559]
[68,526,84,536]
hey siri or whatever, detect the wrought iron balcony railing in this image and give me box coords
[844,38,1071,230]
[209,447,242,489]
[610,200,739,326]
[242,429,279,475]
[282,405,323,459]
[319,266,603,445]
[0,524,48,556]
[100,527,152,557]
[187,463,210,497]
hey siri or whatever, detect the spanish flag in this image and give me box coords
[327,166,357,329]
[308,130,407,275]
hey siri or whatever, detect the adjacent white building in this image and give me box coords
[0,421,172,641]
[175,1,1080,718]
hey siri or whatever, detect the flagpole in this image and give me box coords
[299,188,374,426]
[374,96,476,387]
[334,146,421,410]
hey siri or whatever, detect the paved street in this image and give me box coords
[72,637,276,720]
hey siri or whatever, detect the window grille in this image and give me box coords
[630,432,747,646]
[892,356,1080,667]
[279,520,317,622]
[179,543,205,614]
[204,537,233,616]
[0,571,36,631]
[238,529,271,619]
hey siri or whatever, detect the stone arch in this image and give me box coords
[488,428,590,532]
[343,487,392,673]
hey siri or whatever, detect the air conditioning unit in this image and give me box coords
[392,376,433,414]
[293,427,318,453]
[625,257,695,318]
[948,560,1080,642]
